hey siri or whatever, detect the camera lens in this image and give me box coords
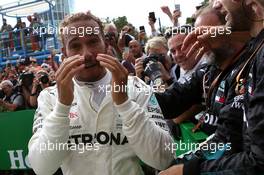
[143,54,163,85]
[40,75,49,84]
[0,89,5,99]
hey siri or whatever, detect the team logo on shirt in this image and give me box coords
[69,112,79,119]
[203,113,218,126]
[215,81,226,104]
[68,102,79,119]
[147,94,169,131]
[149,95,158,106]
[235,78,246,95]
[68,132,128,146]
[215,95,225,104]
[247,73,254,95]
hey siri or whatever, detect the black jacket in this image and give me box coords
[155,53,247,137]
[155,30,264,174]
[183,29,264,175]
[155,63,220,135]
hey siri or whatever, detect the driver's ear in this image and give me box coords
[246,0,264,18]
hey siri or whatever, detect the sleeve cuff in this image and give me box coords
[114,98,135,114]
[53,101,71,117]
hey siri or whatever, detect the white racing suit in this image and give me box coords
[28,73,174,175]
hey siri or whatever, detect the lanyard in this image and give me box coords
[235,39,264,95]
[193,46,247,133]
[204,46,246,109]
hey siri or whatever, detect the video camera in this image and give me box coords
[0,89,5,99]
[39,73,49,84]
[105,32,116,40]
[20,71,35,87]
[142,54,165,86]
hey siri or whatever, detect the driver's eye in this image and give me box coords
[70,43,81,50]
[87,38,100,45]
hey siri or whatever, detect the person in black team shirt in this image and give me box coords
[158,0,264,174]
[155,3,249,137]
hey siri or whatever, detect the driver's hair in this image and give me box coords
[59,11,104,45]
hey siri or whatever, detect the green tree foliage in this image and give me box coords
[202,0,209,6]
[112,16,129,32]
[102,16,138,38]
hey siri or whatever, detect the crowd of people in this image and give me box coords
[0,13,46,57]
[1,0,264,174]
[0,51,58,112]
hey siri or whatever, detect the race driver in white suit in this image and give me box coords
[28,11,175,175]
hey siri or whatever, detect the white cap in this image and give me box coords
[41,63,50,69]
[0,80,13,88]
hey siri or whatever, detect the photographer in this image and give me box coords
[104,24,123,60]
[29,70,51,108]
[18,69,36,108]
[0,80,25,112]
[135,36,174,87]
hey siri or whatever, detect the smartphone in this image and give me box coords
[175,4,180,11]
[149,12,156,22]
[139,26,145,33]
[124,47,129,53]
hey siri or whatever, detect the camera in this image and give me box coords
[39,73,49,84]
[139,26,145,33]
[0,89,5,99]
[142,54,165,86]
[175,4,180,11]
[105,32,116,40]
[20,71,35,87]
[149,12,156,23]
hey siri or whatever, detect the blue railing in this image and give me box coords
[0,24,59,68]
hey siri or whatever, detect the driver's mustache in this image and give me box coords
[84,55,99,68]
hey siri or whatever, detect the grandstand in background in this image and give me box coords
[0,0,72,69]
[39,0,71,27]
